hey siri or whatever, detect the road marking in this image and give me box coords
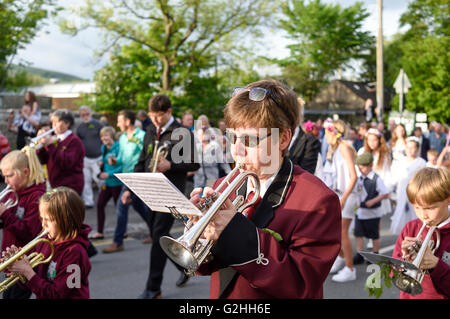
[379,244,396,254]
[91,237,133,247]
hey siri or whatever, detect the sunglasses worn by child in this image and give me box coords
[232,86,283,110]
[225,130,272,148]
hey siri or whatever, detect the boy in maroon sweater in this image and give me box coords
[392,167,450,299]
[4,187,91,299]
[36,109,85,195]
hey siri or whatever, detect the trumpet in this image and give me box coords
[393,222,441,296]
[149,140,170,172]
[0,185,19,209]
[26,128,55,150]
[160,163,260,273]
[0,230,54,293]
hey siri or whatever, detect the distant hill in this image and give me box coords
[11,64,87,82]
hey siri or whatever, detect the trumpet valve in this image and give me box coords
[199,192,218,212]
[407,240,422,256]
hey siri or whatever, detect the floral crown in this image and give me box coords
[366,128,382,137]
[324,120,343,140]
[304,120,316,132]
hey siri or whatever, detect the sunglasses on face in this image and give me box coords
[225,130,272,148]
[232,86,283,110]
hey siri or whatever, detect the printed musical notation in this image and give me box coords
[115,173,202,216]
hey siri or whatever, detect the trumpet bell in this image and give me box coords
[160,237,199,271]
[393,273,423,296]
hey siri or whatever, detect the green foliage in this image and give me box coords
[365,0,450,123]
[0,0,59,89]
[59,0,277,92]
[364,262,399,299]
[87,43,161,113]
[277,0,374,100]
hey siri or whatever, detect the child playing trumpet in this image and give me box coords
[0,147,46,299]
[3,187,92,299]
[392,167,450,299]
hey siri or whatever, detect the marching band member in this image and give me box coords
[190,79,341,299]
[3,187,92,299]
[36,109,85,196]
[392,167,450,299]
[0,147,46,299]
[136,94,200,299]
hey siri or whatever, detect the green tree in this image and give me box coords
[60,0,277,93]
[0,0,58,89]
[277,0,374,100]
[86,42,161,113]
[371,0,450,123]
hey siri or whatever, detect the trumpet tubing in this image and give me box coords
[0,185,18,209]
[0,230,54,293]
[27,128,56,150]
[160,163,260,273]
[149,140,170,172]
[393,222,440,296]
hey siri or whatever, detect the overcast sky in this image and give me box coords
[14,0,411,81]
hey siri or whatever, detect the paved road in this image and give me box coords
[1,186,402,299]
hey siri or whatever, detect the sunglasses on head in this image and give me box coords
[232,86,283,110]
[225,130,272,148]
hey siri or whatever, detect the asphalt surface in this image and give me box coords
[0,184,402,300]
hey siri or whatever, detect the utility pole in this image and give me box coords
[376,0,384,122]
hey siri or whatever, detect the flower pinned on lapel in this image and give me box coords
[262,228,283,242]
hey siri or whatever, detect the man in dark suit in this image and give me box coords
[288,99,320,174]
[136,94,200,299]
[413,126,430,160]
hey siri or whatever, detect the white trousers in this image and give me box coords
[82,156,102,206]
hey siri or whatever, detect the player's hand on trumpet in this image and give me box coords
[36,127,53,146]
[189,187,237,241]
[401,237,439,270]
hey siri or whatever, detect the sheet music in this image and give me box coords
[115,173,202,216]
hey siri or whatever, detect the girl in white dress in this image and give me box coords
[322,120,358,282]
[358,128,392,214]
[390,136,427,234]
[389,124,407,200]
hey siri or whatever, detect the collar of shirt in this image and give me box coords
[57,130,72,142]
[158,116,174,136]
[246,165,281,199]
[360,170,376,180]
[288,126,300,150]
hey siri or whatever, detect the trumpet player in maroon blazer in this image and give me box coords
[36,109,85,195]
[191,79,341,299]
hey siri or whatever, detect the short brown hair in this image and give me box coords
[39,187,85,240]
[100,126,116,140]
[118,109,136,125]
[407,167,450,206]
[224,79,299,136]
[148,94,172,112]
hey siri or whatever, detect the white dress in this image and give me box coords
[390,140,407,201]
[390,157,427,235]
[322,144,358,220]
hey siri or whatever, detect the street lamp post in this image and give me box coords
[376,0,384,123]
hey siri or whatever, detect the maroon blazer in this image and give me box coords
[37,133,85,195]
[196,158,341,299]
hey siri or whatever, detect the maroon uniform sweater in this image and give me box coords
[37,133,85,195]
[25,224,92,299]
[1,183,46,252]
